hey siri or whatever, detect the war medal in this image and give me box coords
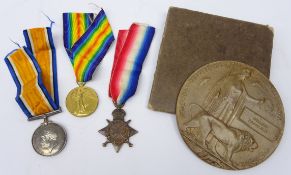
[176,61,285,170]
[5,27,66,156]
[63,8,114,117]
[99,23,155,152]
[99,106,137,152]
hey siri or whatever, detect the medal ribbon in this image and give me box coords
[63,9,114,82]
[109,23,155,106]
[5,27,59,119]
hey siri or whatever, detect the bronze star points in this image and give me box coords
[99,108,137,153]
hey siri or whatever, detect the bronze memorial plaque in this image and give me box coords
[176,61,284,170]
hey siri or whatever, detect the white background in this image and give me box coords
[0,0,290,174]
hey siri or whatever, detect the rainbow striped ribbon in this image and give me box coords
[63,9,114,82]
[109,23,155,106]
[5,27,59,119]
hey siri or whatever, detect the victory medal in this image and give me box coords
[5,27,66,156]
[63,8,114,117]
[66,82,98,117]
[99,23,155,152]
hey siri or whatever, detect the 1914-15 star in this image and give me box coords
[99,108,137,153]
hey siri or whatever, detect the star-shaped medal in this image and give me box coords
[99,108,138,152]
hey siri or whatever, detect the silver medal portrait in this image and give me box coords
[32,122,66,156]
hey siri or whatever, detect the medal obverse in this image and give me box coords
[63,10,114,118]
[32,121,66,156]
[99,108,137,153]
[5,27,67,156]
[99,23,155,152]
[176,61,284,170]
[66,84,98,117]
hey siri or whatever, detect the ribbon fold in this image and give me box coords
[5,27,59,119]
[63,9,114,82]
[109,23,155,106]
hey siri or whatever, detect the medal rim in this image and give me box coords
[176,60,285,170]
[31,122,67,157]
[65,86,99,117]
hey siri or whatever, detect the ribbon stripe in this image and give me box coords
[63,9,114,82]
[23,27,59,106]
[5,28,59,119]
[109,23,155,105]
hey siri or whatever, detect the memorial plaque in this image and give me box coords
[176,61,284,170]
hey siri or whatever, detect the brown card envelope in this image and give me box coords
[149,7,274,114]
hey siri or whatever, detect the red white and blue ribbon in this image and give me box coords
[109,23,155,106]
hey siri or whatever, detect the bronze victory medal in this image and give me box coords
[176,61,284,170]
[66,84,99,117]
